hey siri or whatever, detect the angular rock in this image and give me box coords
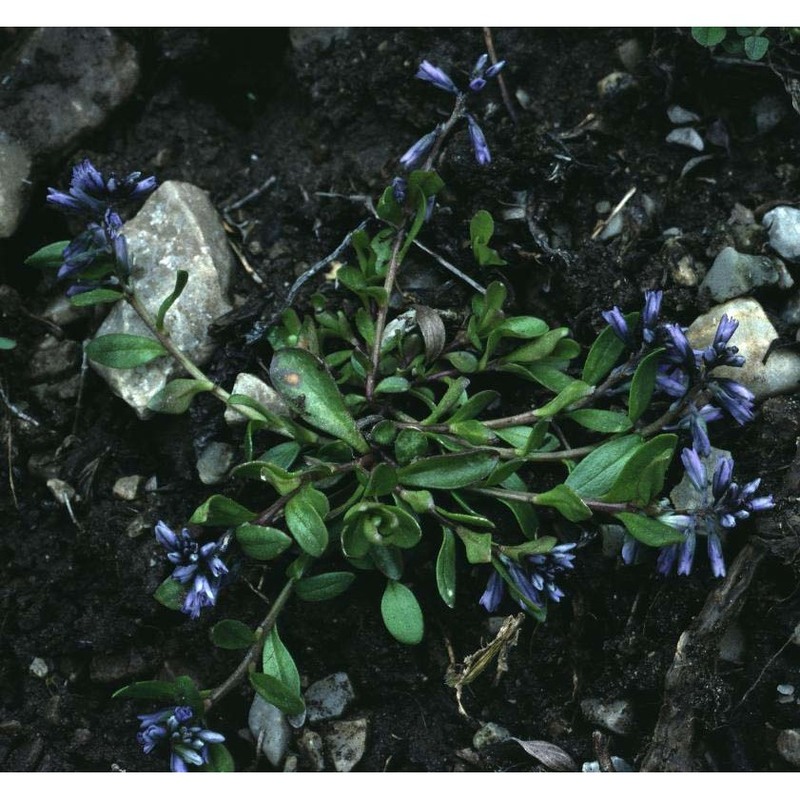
[473,722,512,750]
[224,372,287,425]
[305,672,356,723]
[701,246,793,302]
[323,717,368,772]
[580,698,635,735]
[666,127,704,151]
[687,299,800,400]
[92,182,235,418]
[196,442,234,485]
[597,72,637,105]
[113,475,144,501]
[248,695,290,768]
[764,206,800,261]
[0,28,140,238]
[777,729,800,767]
[29,657,49,678]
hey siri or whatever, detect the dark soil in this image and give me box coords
[2,27,800,773]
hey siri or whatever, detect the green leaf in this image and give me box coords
[448,420,495,445]
[365,463,398,497]
[582,312,639,386]
[258,442,301,470]
[375,376,410,394]
[500,535,557,560]
[68,288,124,307]
[210,619,256,649]
[231,461,303,494]
[615,512,686,547]
[533,379,593,418]
[147,378,214,414]
[369,543,404,580]
[270,348,369,454]
[249,673,305,716]
[295,572,355,602]
[235,523,292,561]
[156,270,189,331]
[533,484,592,522]
[286,492,328,556]
[564,434,642,499]
[566,409,632,433]
[204,743,235,772]
[744,35,769,60]
[262,625,302,698]
[394,428,429,465]
[501,328,570,364]
[154,577,185,610]
[376,185,404,226]
[189,495,257,526]
[24,240,70,268]
[424,376,471,424]
[456,527,493,564]
[470,210,506,266]
[398,450,499,490]
[113,680,182,701]
[436,528,457,608]
[448,390,501,423]
[444,351,479,373]
[691,27,727,47]
[85,334,167,369]
[408,169,444,198]
[0,337,16,350]
[381,580,424,645]
[603,434,678,504]
[628,349,662,423]
[435,506,494,530]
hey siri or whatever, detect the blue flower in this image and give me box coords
[391,176,408,203]
[602,305,633,348]
[47,158,156,219]
[155,521,229,619]
[661,322,698,376]
[136,706,225,772]
[709,377,755,426]
[666,403,723,456]
[415,59,458,94]
[641,290,663,344]
[466,114,491,166]
[701,314,745,369]
[399,130,438,171]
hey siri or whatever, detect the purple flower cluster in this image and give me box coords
[155,521,229,619]
[623,449,774,578]
[480,544,576,613]
[46,159,156,295]
[400,54,506,172]
[137,706,224,772]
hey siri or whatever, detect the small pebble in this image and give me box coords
[113,475,144,501]
[305,672,356,723]
[701,246,792,302]
[196,442,235,485]
[764,206,800,262]
[323,717,368,772]
[666,127,704,152]
[582,756,633,772]
[777,684,795,696]
[29,657,49,678]
[248,695,290,768]
[473,722,512,750]
[777,729,800,767]
[580,698,635,735]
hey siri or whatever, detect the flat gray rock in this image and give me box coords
[701,246,793,302]
[92,181,234,418]
[248,695,290,768]
[196,442,235,485]
[764,206,800,261]
[0,28,139,238]
[304,672,355,723]
[687,299,800,400]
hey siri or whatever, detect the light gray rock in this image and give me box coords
[473,722,512,750]
[29,657,49,678]
[223,372,287,425]
[667,105,701,124]
[248,695,290,768]
[597,72,637,104]
[196,442,234,485]
[764,206,800,262]
[777,729,800,767]
[92,182,234,418]
[42,294,90,327]
[616,39,644,72]
[113,475,144,501]
[580,698,635,735]
[666,127,704,151]
[0,133,32,238]
[0,28,140,238]
[687,299,800,400]
[323,717,368,772]
[298,729,326,771]
[701,246,793,302]
[305,672,356,723]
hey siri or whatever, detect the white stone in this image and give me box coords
[687,299,800,401]
[29,657,49,678]
[223,372,287,425]
[248,695,290,768]
[666,127,704,151]
[113,475,144,501]
[305,672,356,723]
[764,206,800,261]
[92,182,235,418]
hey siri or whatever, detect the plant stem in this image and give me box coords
[125,291,264,422]
[366,230,405,400]
[204,578,296,711]
[469,485,630,515]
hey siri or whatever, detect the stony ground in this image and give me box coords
[1,27,800,772]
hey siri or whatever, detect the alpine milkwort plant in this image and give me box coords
[26,53,774,773]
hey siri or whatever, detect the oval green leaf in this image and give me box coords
[295,572,356,602]
[615,512,686,547]
[147,378,214,414]
[398,450,499,490]
[86,334,167,369]
[436,528,457,608]
[211,619,256,650]
[285,494,328,557]
[189,495,257,526]
[381,580,424,645]
[236,523,292,561]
